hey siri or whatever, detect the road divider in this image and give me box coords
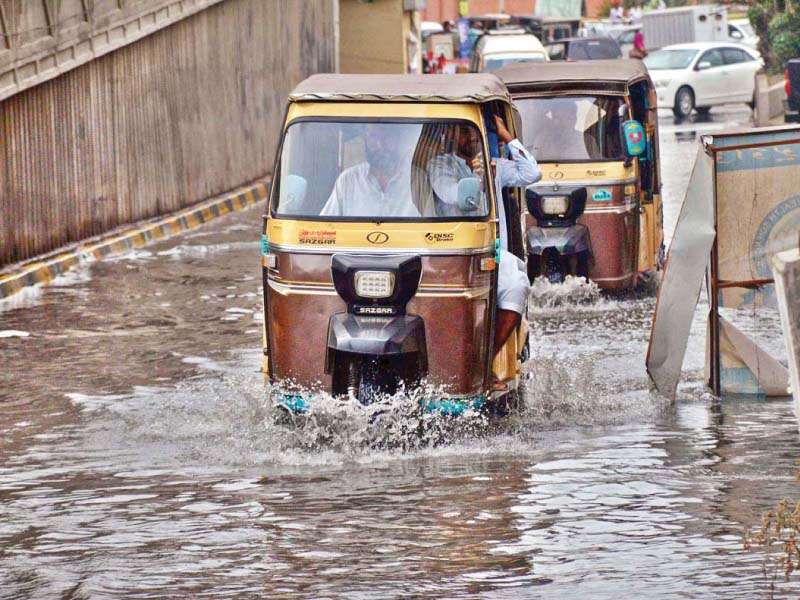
[0,180,269,300]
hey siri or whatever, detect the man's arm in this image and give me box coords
[493,115,542,188]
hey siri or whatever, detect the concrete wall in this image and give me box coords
[421,0,535,22]
[0,0,336,266]
[339,0,408,74]
[421,0,609,22]
[0,0,231,101]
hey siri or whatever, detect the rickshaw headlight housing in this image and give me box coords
[354,271,395,299]
[542,196,569,216]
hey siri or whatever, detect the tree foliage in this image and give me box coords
[747,0,800,73]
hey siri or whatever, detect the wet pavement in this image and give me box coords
[1,106,798,599]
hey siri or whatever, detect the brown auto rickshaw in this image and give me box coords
[497,60,664,290]
[261,74,533,415]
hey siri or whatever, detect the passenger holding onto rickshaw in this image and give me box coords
[427,115,542,360]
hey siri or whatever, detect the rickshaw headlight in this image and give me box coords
[542,196,569,216]
[354,271,395,299]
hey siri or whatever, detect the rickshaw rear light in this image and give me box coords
[354,271,395,299]
[542,196,569,215]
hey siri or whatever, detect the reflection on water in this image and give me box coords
[2,109,799,598]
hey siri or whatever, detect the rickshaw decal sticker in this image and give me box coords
[261,234,269,256]
[367,231,389,244]
[586,169,607,177]
[592,189,612,202]
[298,229,336,245]
[549,171,564,180]
[425,232,455,243]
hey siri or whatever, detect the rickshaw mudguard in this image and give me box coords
[526,224,591,256]
[324,314,427,374]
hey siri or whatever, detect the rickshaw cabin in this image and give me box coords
[263,74,531,402]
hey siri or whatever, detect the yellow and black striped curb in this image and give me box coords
[0,180,269,301]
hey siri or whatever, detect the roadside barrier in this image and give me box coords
[0,180,269,301]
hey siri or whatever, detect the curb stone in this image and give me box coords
[0,180,269,301]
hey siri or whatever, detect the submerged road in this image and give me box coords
[1,107,798,599]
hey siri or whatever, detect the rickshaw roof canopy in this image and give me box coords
[289,74,512,104]
[496,60,652,94]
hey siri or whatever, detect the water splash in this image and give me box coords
[528,276,601,309]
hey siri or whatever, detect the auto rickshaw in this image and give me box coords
[496,60,664,290]
[261,74,531,415]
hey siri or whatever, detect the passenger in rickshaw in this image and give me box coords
[427,115,541,358]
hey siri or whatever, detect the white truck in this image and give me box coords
[642,5,728,50]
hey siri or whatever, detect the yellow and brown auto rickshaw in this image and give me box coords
[497,60,664,290]
[261,74,532,415]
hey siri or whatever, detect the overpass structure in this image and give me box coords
[0,0,336,266]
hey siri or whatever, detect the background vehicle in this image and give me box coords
[470,32,548,72]
[786,59,800,123]
[644,42,762,117]
[497,60,663,291]
[643,6,728,50]
[512,15,580,43]
[468,13,513,31]
[421,21,444,44]
[728,18,758,49]
[545,37,622,61]
[263,74,532,415]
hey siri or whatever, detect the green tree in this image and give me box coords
[747,0,800,73]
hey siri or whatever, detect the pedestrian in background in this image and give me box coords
[442,20,461,58]
[628,2,643,24]
[610,0,625,24]
[629,29,647,59]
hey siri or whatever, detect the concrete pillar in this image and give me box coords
[339,0,423,74]
[755,72,770,126]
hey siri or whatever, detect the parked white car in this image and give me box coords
[644,42,763,117]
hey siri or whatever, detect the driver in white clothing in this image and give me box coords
[321,123,422,218]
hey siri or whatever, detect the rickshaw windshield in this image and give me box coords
[273,119,491,220]
[515,95,626,162]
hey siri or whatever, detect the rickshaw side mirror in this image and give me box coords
[621,120,646,158]
[457,177,481,212]
[279,174,308,212]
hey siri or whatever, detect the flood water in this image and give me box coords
[1,108,799,599]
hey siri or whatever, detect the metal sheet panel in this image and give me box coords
[646,145,715,398]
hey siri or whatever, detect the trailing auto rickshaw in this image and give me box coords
[261,74,532,415]
[496,60,664,290]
